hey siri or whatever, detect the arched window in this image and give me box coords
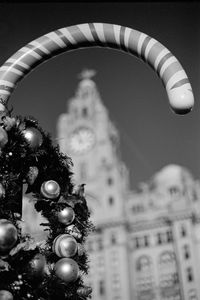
[136,255,152,273]
[158,251,180,298]
[135,255,155,298]
[188,289,197,300]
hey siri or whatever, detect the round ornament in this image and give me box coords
[57,207,75,225]
[40,180,60,199]
[22,127,43,149]
[27,253,46,280]
[54,258,79,283]
[26,166,39,185]
[0,219,18,254]
[0,127,8,149]
[0,290,13,300]
[53,234,77,258]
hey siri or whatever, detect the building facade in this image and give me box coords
[57,71,200,300]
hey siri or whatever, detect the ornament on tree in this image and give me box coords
[0,290,13,300]
[77,286,92,298]
[0,127,8,149]
[26,166,39,185]
[54,258,79,283]
[40,180,60,199]
[0,183,5,199]
[26,253,46,280]
[57,207,75,225]
[22,127,43,149]
[66,224,82,240]
[0,219,18,254]
[53,234,77,258]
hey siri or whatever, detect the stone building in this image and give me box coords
[57,70,200,300]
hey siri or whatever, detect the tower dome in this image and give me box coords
[150,164,194,192]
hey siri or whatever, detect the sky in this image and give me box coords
[0,2,199,188]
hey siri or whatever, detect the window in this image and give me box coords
[107,177,113,185]
[111,234,117,245]
[99,280,105,296]
[189,289,197,300]
[181,225,187,237]
[169,186,179,195]
[167,231,173,242]
[135,237,140,249]
[109,196,114,205]
[144,235,149,247]
[157,233,162,245]
[183,245,190,260]
[82,107,88,117]
[97,238,103,250]
[136,255,152,272]
[187,267,193,282]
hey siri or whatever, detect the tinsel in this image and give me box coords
[0,113,94,300]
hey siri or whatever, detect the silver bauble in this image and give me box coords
[0,290,13,300]
[22,127,43,149]
[54,258,79,283]
[57,207,75,225]
[40,180,60,199]
[0,219,18,254]
[52,234,77,258]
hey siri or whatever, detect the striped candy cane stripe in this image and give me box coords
[0,23,194,114]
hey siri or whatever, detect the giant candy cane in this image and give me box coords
[0,23,194,114]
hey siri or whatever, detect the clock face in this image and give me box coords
[69,127,95,154]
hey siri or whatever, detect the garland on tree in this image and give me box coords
[0,109,93,300]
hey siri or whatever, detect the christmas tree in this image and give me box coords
[0,110,93,300]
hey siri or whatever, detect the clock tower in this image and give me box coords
[57,70,129,226]
[57,70,131,300]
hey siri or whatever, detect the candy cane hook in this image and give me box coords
[0,23,194,114]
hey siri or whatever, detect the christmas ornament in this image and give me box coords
[54,258,79,283]
[77,286,92,298]
[0,127,8,149]
[26,166,39,185]
[27,253,46,280]
[57,207,75,225]
[53,234,77,258]
[40,180,60,199]
[0,219,18,254]
[0,290,13,300]
[22,127,43,149]
[66,224,81,240]
[0,183,5,199]
[77,243,85,256]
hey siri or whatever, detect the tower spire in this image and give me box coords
[78,69,97,81]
